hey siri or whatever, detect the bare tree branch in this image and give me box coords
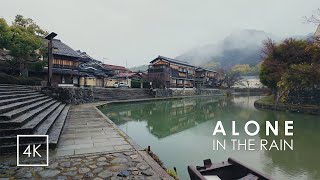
[304,8,320,25]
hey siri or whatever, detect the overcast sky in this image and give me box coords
[1,0,320,67]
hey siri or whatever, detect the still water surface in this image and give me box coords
[99,96,320,180]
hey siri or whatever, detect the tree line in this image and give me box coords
[260,37,320,103]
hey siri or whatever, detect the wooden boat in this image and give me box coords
[188,158,272,180]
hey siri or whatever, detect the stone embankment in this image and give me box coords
[93,88,153,101]
[42,87,94,104]
[254,96,320,115]
[93,88,223,101]
[152,88,222,97]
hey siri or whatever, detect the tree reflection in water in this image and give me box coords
[99,96,320,180]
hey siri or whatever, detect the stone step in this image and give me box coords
[0,92,40,100]
[0,84,70,153]
[0,104,65,145]
[0,85,31,90]
[34,104,66,135]
[0,135,46,146]
[0,100,57,130]
[0,90,37,96]
[0,101,60,136]
[21,102,61,130]
[48,105,70,148]
[0,84,32,87]
[0,96,49,114]
[0,85,31,89]
[0,94,44,106]
[0,141,48,154]
[0,98,52,120]
[0,88,33,92]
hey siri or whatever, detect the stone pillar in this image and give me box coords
[183,79,185,95]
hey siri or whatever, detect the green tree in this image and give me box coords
[231,64,260,75]
[277,63,320,101]
[260,58,285,92]
[231,64,251,75]
[260,37,320,103]
[0,15,47,76]
[0,18,11,50]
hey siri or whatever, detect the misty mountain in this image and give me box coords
[176,29,277,69]
[130,29,312,72]
[130,64,148,72]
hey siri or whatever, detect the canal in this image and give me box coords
[99,96,320,180]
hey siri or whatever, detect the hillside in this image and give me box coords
[176,29,276,70]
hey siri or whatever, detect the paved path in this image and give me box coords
[53,104,133,157]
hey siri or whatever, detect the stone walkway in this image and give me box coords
[52,104,133,157]
[0,103,174,180]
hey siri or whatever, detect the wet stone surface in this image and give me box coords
[0,151,160,179]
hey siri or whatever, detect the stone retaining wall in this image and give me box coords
[41,87,94,104]
[254,100,320,115]
[234,88,271,94]
[152,88,222,97]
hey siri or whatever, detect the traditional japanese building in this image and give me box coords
[43,39,84,86]
[44,40,115,87]
[195,67,218,88]
[77,51,112,87]
[148,56,196,88]
[103,64,129,74]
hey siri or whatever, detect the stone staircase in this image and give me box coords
[0,84,70,154]
[93,88,154,101]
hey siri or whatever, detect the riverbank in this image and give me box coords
[254,96,320,115]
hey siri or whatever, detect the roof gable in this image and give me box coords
[50,39,80,58]
[150,55,194,67]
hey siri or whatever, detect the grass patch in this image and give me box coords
[115,129,129,143]
[166,168,179,180]
[144,148,180,180]
[255,95,275,105]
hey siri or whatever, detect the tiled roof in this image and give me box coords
[114,72,136,78]
[76,50,102,63]
[196,67,217,73]
[150,55,194,67]
[103,64,128,71]
[51,39,80,58]
[50,68,80,75]
[114,72,146,79]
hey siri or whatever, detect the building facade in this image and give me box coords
[46,39,83,86]
[45,40,114,87]
[195,67,218,88]
[148,56,196,88]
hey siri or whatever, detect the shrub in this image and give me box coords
[0,73,42,85]
[166,169,179,180]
